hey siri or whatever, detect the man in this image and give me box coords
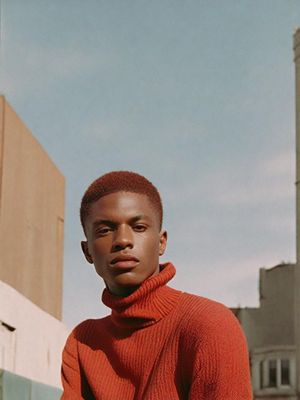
[61,171,252,399]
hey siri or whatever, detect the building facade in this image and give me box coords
[0,96,64,320]
[233,263,297,399]
[0,97,68,395]
[294,26,300,400]
[234,28,300,400]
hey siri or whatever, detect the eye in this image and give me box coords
[96,227,112,236]
[133,224,147,232]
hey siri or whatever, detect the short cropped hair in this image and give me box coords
[80,171,163,232]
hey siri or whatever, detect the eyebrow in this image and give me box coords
[92,215,150,228]
[92,219,114,228]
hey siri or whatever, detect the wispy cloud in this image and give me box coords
[216,152,294,206]
[263,151,294,177]
[172,250,293,309]
[165,150,294,207]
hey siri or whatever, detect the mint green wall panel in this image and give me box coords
[1,370,31,400]
[31,381,62,400]
[0,370,62,400]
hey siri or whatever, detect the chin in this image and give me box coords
[113,272,143,288]
[108,272,146,296]
[107,267,159,295]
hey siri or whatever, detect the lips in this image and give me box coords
[110,255,139,269]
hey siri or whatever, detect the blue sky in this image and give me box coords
[1,1,300,328]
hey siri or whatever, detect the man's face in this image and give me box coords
[81,191,167,296]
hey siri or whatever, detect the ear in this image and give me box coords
[81,241,93,264]
[159,230,168,256]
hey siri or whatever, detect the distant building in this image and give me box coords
[0,96,68,396]
[233,263,297,399]
[233,28,300,400]
[294,26,300,400]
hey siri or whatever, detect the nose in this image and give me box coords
[112,225,133,252]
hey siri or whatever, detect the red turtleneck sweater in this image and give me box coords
[61,263,252,399]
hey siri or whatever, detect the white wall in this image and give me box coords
[0,280,69,388]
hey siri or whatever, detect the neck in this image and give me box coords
[102,262,182,329]
[106,269,160,297]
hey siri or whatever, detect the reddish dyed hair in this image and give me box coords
[80,171,163,232]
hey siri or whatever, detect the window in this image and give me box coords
[281,359,290,386]
[259,361,264,390]
[267,359,277,388]
[261,358,291,389]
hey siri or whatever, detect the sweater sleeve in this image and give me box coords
[61,330,84,400]
[187,302,253,400]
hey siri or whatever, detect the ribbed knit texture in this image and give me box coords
[61,263,252,399]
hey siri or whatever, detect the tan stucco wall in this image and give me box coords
[0,96,64,319]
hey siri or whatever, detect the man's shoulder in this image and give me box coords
[75,315,110,327]
[179,291,233,316]
[178,292,241,337]
[68,316,111,341]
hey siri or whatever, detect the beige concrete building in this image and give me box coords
[0,96,64,320]
[0,97,69,394]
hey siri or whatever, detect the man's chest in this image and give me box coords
[77,321,189,399]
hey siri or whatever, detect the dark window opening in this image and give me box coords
[268,359,277,388]
[281,359,290,386]
[259,361,264,389]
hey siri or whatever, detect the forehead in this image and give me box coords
[87,191,159,225]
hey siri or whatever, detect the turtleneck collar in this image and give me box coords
[102,262,182,329]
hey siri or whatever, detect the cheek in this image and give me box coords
[90,239,110,259]
[138,235,160,255]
